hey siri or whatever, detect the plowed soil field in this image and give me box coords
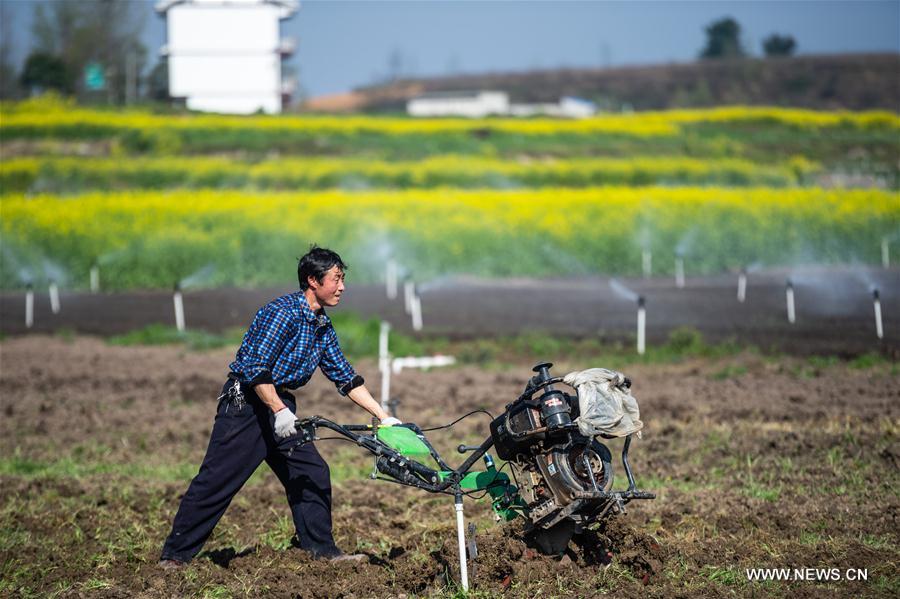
[1,336,898,597]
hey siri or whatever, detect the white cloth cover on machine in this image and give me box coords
[563,368,643,438]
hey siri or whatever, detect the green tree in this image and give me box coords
[147,59,169,102]
[19,51,72,94]
[700,17,746,59]
[30,0,147,103]
[763,34,797,57]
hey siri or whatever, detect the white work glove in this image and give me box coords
[274,407,297,439]
[380,416,402,427]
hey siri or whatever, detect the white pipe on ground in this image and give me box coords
[455,493,469,593]
[49,280,60,314]
[391,355,456,374]
[636,296,646,355]
[173,284,185,332]
[675,255,685,289]
[385,259,398,299]
[786,280,796,324]
[737,269,747,303]
[873,288,884,340]
[642,249,651,279]
[90,265,100,293]
[25,285,34,328]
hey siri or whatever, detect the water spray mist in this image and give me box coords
[90,264,100,293]
[636,296,646,355]
[872,288,884,340]
[674,253,685,289]
[642,249,652,279]
[882,237,890,269]
[25,283,34,329]
[737,268,747,303]
[173,282,185,332]
[48,279,60,314]
[785,279,796,324]
[385,259,398,299]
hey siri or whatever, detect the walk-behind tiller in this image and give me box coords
[293,362,654,591]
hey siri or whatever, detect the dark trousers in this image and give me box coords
[161,380,340,562]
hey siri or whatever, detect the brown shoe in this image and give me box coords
[328,553,366,563]
[158,559,186,570]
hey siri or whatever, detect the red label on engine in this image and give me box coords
[544,397,563,407]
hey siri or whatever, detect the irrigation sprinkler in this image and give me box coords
[785,279,796,324]
[411,287,423,331]
[873,288,884,340]
[90,264,100,293]
[674,253,685,289]
[48,279,60,314]
[25,283,34,329]
[883,237,890,269]
[642,249,652,279]
[385,259,398,299]
[737,268,747,303]
[403,280,414,314]
[636,296,646,355]
[173,283,186,332]
[377,319,453,415]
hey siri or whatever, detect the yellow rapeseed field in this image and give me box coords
[2,95,897,138]
[2,187,896,287]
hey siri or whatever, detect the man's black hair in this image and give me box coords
[298,246,347,290]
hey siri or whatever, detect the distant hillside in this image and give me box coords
[304,53,899,113]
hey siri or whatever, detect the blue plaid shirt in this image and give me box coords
[229,292,358,393]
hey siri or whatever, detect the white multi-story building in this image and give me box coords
[156,0,299,114]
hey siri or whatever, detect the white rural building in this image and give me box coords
[407,91,510,118]
[407,91,596,119]
[509,96,597,118]
[156,0,298,114]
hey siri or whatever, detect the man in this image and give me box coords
[160,246,400,567]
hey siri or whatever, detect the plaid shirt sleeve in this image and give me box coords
[234,306,294,386]
[318,326,359,395]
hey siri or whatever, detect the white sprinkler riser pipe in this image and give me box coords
[174,291,185,332]
[386,260,398,299]
[637,306,646,355]
[675,257,685,288]
[455,499,469,593]
[786,287,796,324]
[90,266,100,293]
[380,361,391,414]
[25,290,34,328]
[737,273,747,303]
[874,298,883,339]
[49,283,60,314]
[379,321,390,362]
[379,321,391,411]
[403,281,414,314]
[411,295,423,331]
[642,250,652,278]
